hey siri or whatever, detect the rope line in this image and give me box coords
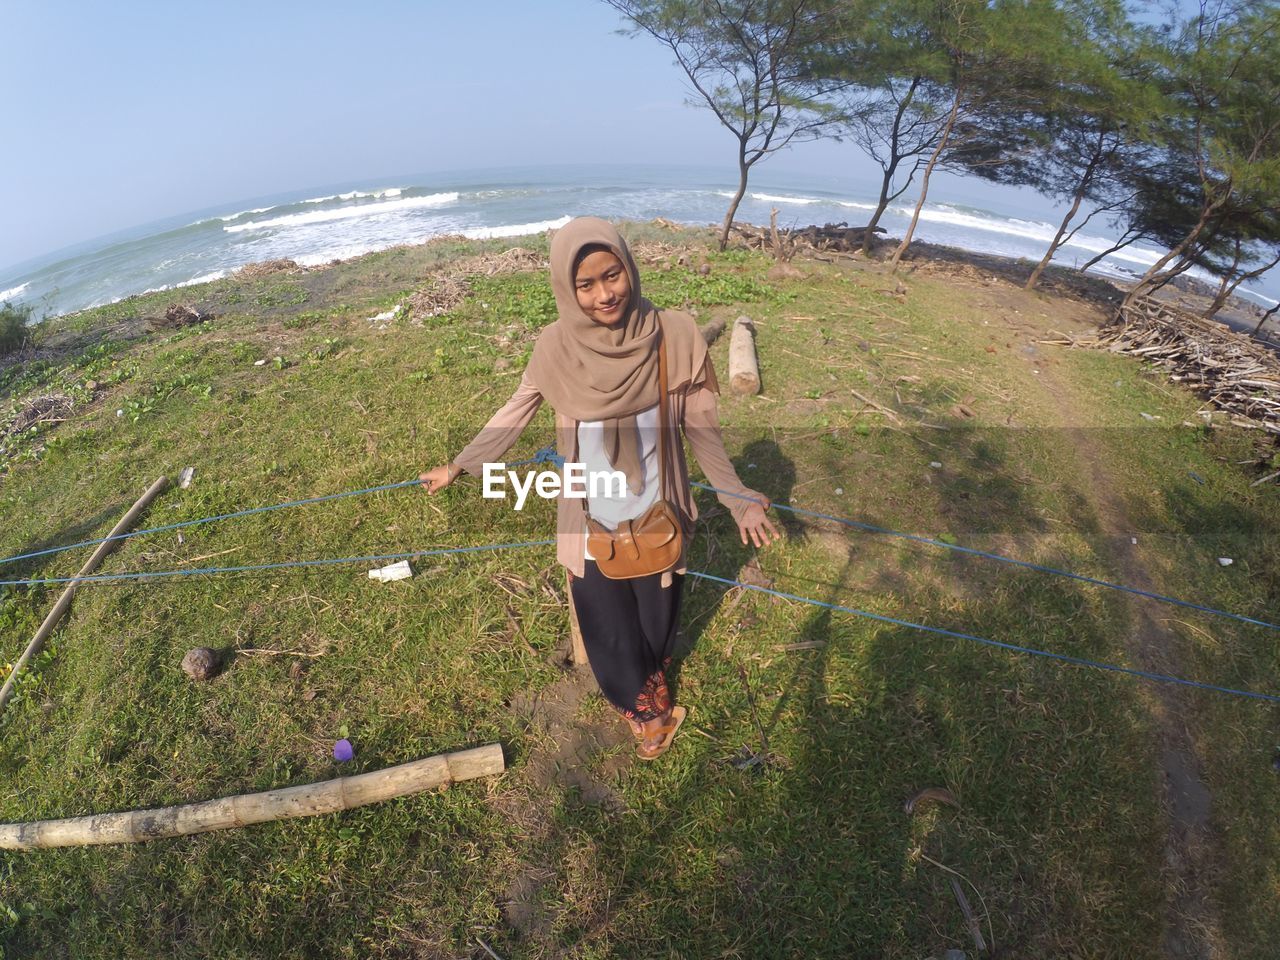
[687,571,1280,705]
[0,451,559,571]
[0,479,424,568]
[688,481,1280,633]
[0,541,554,588]
[2,444,1274,635]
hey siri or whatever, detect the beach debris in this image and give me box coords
[3,393,73,442]
[1218,557,1234,566]
[1097,295,1280,441]
[834,486,844,495]
[730,220,885,257]
[700,315,728,346]
[235,258,298,279]
[729,316,761,396]
[951,878,988,954]
[1188,471,1206,484]
[367,306,400,324]
[178,466,195,489]
[732,663,774,771]
[1139,412,1160,421]
[1131,537,1138,545]
[333,739,355,763]
[930,461,943,469]
[904,786,961,816]
[181,647,221,682]
[253,359,267,366]
[152,303,209,329]
[368,559,414,582]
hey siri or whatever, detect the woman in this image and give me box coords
[420,217,779,759]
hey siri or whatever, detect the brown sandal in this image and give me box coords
[636,705,687,761]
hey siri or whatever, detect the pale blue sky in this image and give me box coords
[0,0,867,271]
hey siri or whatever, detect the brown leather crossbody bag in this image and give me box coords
[585,324,683,580]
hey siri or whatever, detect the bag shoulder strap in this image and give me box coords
[657,316,670,504]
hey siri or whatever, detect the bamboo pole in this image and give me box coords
[566,573,588,666]
[0,476,170,716]
[0,743,504,850]
[729,316,761,396]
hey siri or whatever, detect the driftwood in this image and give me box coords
[0,744,504,849]
[1097,296,1280,438]
[700,316,728,346]
[729,316,761,396]
[0,476,170,717]
[731,220,885,258]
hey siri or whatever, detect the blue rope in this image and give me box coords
[0,478,424,568]
[454,446,1280,634]
[687,571,1280,705]
[690,482,1280,634]
[0,449,563,570]
[0,540,555,588]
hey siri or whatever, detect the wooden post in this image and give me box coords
[0,476,170,717]
[566,572,588,666]
[729,316,761,396]
[0,744,504,850]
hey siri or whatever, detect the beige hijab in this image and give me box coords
[528,217,710,492]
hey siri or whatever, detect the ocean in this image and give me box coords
[3,163,1276,320]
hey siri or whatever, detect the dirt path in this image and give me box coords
[496,658,633,941]
[1026,341,1224,959]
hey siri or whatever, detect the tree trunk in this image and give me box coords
[1027,187,1087,291]
[889,84,962,273]
[863,164,898,256]
[1123,197,1220,307]
[719,150,751,252]
[1027,145,1102,290]
[863,77,920,256]
[1205,249,1280,320]
[1252,301,1279,337]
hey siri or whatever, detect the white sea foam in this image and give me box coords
[0,282,30,303]
[751,192,823,205]
[715,189,836,206]
[178,269,230,287]
[216,206,273,222]
[225,192,459,233]
[461,216,572,239]
[302,187,404,204]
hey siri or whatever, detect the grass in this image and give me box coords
[0,231,1278,958]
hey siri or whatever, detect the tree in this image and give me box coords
[1122,0,1280,308]
[810,0,956,254]
[605,0,843,249]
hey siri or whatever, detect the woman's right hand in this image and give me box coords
[419,463,460,494]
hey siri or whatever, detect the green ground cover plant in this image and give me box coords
[0,231,1276,958]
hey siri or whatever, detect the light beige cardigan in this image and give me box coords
[452,325,767,582]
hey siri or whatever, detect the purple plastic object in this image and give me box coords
[333,738,354,762]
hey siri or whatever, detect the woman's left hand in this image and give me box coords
[738,502,782,549]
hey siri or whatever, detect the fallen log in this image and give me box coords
[729,316,761,396]
[700,316,728,346]
[0,743,504,849]
[0,476,170,717]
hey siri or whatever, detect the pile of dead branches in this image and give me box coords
[3,393,73,442]
[1097,296,1280,436]
[406,247,550,320]
[730,221,884,257]
[235,259,298,279]
[408,275,473,318]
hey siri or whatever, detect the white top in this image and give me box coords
[579,404,660,560]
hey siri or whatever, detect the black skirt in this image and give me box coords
[569,560,685,721]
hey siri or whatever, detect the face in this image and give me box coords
[573,249,632,325]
